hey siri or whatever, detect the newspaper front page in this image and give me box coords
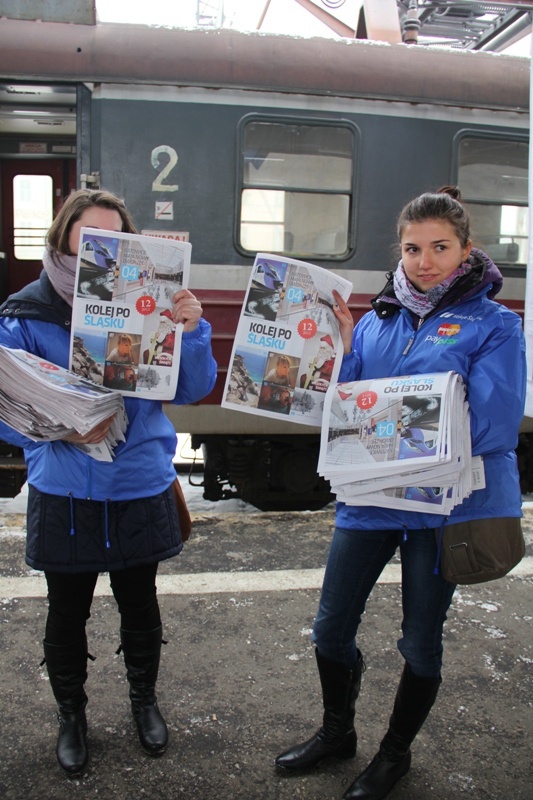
[0,346,127,462]
[69,228,191,400]
[318,372,474,514]
[221,253,353,426]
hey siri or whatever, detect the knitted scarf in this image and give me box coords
[393,258,474,318]
[42,246,78,307]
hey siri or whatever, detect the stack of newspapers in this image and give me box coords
[318,371,474,514]
[0,346,127,462]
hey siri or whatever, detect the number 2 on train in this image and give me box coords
[151,145,179,192]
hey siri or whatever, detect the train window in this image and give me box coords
[238,119,356,259]
[13,174,53,260]
[457,136,528,266]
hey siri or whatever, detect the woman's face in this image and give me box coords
[68,206,123,255]
[400,219,472,292]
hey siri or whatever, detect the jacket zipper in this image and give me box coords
[402,316,425,356]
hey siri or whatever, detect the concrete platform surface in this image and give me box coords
[0,490,531,800]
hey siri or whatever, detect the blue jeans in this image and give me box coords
[312,527,456,679]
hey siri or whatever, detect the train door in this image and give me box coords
[0,158,76,300]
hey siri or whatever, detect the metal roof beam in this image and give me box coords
[292,0,356,37]
[473,9,532,49]
[362,0,402,43]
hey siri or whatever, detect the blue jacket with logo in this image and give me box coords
[336,250,526,531]
[0,271,217,502]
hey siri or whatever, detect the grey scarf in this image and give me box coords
[42,246,78,306]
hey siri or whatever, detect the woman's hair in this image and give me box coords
[397,185,471,248]
[47,189,137,254]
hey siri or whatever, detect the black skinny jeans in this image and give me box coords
[44,563,161,646]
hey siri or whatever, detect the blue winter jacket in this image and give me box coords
[336,251,526,531]
[0,272,217,502]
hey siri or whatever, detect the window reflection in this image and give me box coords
[458,137,528,265]
[239,120,355,258]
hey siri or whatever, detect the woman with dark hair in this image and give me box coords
[275,187,525,800]
[0,189,217,777]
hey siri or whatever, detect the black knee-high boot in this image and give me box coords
[275,648,365,771]
[342,663,441,800]
[42,639,89,777]
[119,626,168,756]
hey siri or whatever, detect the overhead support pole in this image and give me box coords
[256,0,273,30]
[292,0,356,38]
[473,10,532,52]
[362,0,402,44]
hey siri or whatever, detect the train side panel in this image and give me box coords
[0,22,529,505]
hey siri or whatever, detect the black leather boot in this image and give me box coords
[120,626,168,756]
[342,663,441,800]
[43,639,89,777]
[275,648,365,771]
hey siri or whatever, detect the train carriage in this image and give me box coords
[0,18,530,506]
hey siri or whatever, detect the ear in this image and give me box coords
[462,240,472,261]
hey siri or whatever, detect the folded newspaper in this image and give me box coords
[69,228,191,400]
[318,372,477,514]
[221,253,353,426]
[0,346,127,462]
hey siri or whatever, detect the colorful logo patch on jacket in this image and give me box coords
[437,323,461,337]
[425,322,461,346]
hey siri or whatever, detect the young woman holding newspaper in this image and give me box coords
[275,186,526,800]
[0,190,216,776]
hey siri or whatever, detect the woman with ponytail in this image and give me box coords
[275,186,525,800]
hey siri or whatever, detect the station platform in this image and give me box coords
[0,484,531,800]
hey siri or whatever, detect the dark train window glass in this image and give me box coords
[239,120,355,258]
[458,137,528,266]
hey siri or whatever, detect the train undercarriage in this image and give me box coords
[3,433,533,510]
[191,433,333,511]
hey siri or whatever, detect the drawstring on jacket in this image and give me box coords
[104,499,111,549]
[401,524,446,575]
[68,493,111,550]
[68,493,75,537]
[434,519,447,575]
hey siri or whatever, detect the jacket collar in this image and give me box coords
[0,270,71,328]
